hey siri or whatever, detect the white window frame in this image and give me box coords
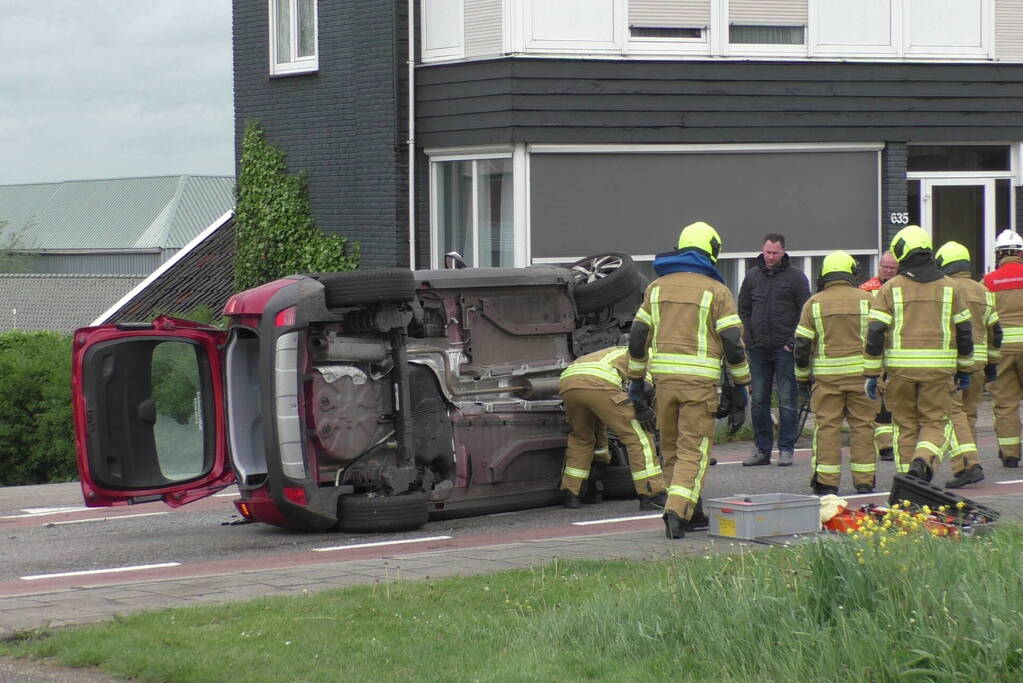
[421,0,466,63]
[269,0,319,76]
[809,0,993,60]
[625,25,711,56]
[427,145,528,268]
[511,0,625,54]
[725,22,808,58]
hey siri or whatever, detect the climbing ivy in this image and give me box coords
[233,121,359,290]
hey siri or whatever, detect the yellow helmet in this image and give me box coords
[820,250,859,277]
[676,221,722,262]
[934,241,971,269]
[889,225,932,262]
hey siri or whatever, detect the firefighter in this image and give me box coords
[860,251,899,461]
[935,241,1001,487]
[983,229,1023,468]
[864,226,974,482]
[559,347,665,509]
[628,221,751,539]
[794,251,878,495]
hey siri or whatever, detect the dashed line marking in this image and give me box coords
[312,535,453,552]
[573,514,661,526]
[21,562,181,581]
[48,512,170,526]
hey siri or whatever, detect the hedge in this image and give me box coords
[0,331,76,486]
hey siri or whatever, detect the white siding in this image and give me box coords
[729,0,807,24]
[996,0,1023,60]
[630,0,711,26]
[465,0,503,57]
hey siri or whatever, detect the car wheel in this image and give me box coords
[320,269,416,308]
[338,492,429,533]
[570,253,641,314]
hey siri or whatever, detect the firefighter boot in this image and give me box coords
[907,458,934,483]
[562,489,582,509]
[946,464,985,488]
[1000,450,1021,468]
[663,510,686,539]
[686,498,710,531]
[855,483,875,494]
[638,491,668,511]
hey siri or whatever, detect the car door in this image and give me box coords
[71,316,234,508]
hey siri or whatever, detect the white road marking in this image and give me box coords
[213,490,239,498]
[0,507,89,519]
[48,512,170,526]
[995,479,1023,485]
[312,535,453,552]
[573,513,661,526]
[21,562,181,581]
[843,492,889,500]
[714,461,743,465]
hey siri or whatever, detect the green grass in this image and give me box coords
[4,526,1023,682]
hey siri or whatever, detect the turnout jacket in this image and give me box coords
[559,347,630,393]
[864,273,974,381]
[794,280,872,386]
[946,271,1001,365]
[984,255,1023,355]
[627,272,751,387]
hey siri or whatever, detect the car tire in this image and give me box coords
[600,465,637,499]
[320,269,416,308]
[338,492,429,533]
[570,253,641,314]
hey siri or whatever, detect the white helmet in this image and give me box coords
[995,229,1023,253]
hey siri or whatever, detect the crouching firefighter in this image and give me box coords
[864,226,974,482]
[628,221,751,539]
[794,251,879,496]
[559,347,665,509]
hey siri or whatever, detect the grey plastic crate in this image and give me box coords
[706,493,821,539]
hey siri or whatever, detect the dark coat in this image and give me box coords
[738,253,811,350]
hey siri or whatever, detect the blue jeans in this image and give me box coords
[749,347,798,455]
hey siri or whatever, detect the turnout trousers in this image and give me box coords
[886,376,956,473]
[944,369,982,475]
[991,354,1023,461]
[873,397,894,455]
[657,382,717,521]
[810,380,879,489]
[560,388,663,496]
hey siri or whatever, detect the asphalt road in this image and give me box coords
[3,432,1021,586]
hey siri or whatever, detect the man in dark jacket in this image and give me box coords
[738,233,811,466]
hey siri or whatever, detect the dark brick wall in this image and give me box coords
[882,142,908,252]
[233,0,409,268]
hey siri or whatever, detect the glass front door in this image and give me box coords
[922,179,995,275]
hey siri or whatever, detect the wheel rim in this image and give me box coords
[571,254,623,284]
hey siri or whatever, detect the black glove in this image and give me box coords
[633,402,657,432]
[985,363,998,383]
[955,371,971,392]
[628,378,647,407]
[727,385,747,436]
[865,377,878,400]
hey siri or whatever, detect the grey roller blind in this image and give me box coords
[529,150,879,258]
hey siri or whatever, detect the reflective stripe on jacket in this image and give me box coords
[794,281,872,383]
[984,256,1023,355]
[947,271,1000,365]
[865,275,973,380]
[559,347,630,392]
[628,271,749,386]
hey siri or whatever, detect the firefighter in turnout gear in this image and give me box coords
[794,251,879,495]
[860,250,899,461]
[983,229,1023,468]
[628,221,751,539]
[935,241,1002,487]
[864,226,974,482]
[559,347,665,509]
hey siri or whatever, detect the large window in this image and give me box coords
[431,154,517,268]
[270,0,318,75]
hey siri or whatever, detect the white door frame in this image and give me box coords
[919,177,996,274]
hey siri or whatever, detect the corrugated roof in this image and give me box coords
[0,175,234,251]
[0,274,145,333]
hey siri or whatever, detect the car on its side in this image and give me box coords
[71,255,644,532]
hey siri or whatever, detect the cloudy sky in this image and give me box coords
[0,1,234,185]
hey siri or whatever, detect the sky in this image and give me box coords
[0,1,234,186]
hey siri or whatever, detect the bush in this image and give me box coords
[0,331,75,485]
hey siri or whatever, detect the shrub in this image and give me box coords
[0,331,75,485]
